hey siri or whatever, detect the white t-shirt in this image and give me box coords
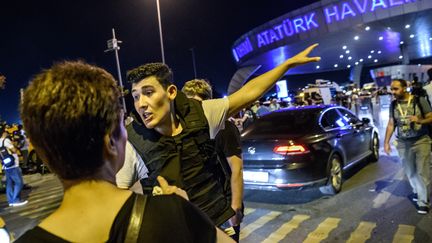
[116,141,149,189]
[201,98,229,139]
[0,137,19,169]
[116,97,230,189]
[423,83,432,104]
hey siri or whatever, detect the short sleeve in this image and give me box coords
[116,141,148,189]
[389,101,394,120]
[419,97,432,114]
[216,121,242,158]
[4,138,14,150]
[202,98,229,139]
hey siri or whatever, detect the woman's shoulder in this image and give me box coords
[139,194,216,243]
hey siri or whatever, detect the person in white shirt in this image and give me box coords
[116,141,148,193]
[0,125,28,207]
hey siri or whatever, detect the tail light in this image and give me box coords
[273,145,309,155]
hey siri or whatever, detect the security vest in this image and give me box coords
[127,91,234,226]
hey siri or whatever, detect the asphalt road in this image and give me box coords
[240,150,432,243]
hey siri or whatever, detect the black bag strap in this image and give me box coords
[390,99,397,123]
[124,194,147,243]
[0,138,8,159]
[0,139,4,160]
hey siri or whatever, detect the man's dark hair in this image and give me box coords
[126,63,173,88]
[427,68,432,80]
[20,61,122,180]
[393,78,407,88]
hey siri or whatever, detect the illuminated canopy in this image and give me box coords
[231,0,432,77]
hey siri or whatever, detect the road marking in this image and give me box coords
[346,221,376,243]
[392,224,415,243]
[303,217,341,243]
[394,168,405,180]
[373,191,392,208]
[240,211,282,240]
[244,208,256,216]
[262,214,310,243]
[373,169,404,208]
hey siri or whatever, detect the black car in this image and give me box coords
[241,105,379,194]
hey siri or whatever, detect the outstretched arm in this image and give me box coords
[227,44,320,116]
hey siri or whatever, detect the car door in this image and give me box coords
[337,107,371,161]
[320,108,356,163]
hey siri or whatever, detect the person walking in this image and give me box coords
[1,125,27,207]
[384,79,431,214]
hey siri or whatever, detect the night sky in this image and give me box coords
[0,0,318,123]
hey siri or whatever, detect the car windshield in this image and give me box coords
[247,109,320,135]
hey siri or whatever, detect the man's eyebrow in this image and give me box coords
[132,85,153,93]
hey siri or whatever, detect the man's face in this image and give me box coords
[390,81,406,100]
[131,76,175,129]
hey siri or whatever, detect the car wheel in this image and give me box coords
[320,154,343,195]
[369,133,379,163]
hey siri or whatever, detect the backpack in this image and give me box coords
[0,138,16,168]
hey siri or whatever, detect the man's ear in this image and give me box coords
[103,134,118,158]
[167,85,177,101]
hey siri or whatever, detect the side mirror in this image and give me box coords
[348,117,358,125]
[362,117,371,124]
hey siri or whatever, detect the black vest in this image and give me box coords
[127,92,234,226]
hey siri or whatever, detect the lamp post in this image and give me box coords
[156,0,165,63]
[105,28,127,113]
[189,47,197,78]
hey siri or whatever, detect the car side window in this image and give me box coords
[337,108,359,124]
[321,109,344,129]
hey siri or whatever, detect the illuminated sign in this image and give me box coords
[232,0,416,61]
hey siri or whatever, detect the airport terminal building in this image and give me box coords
[228,0,432,94]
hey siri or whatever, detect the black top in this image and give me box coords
[215,121,242,158]
[16,194,216,243]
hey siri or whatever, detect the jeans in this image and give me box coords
[397,135,431,207]
[5,167,24,204]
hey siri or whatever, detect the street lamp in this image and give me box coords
[189,47,197,78]
[105,28,127,113]
[156,0,165,63]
